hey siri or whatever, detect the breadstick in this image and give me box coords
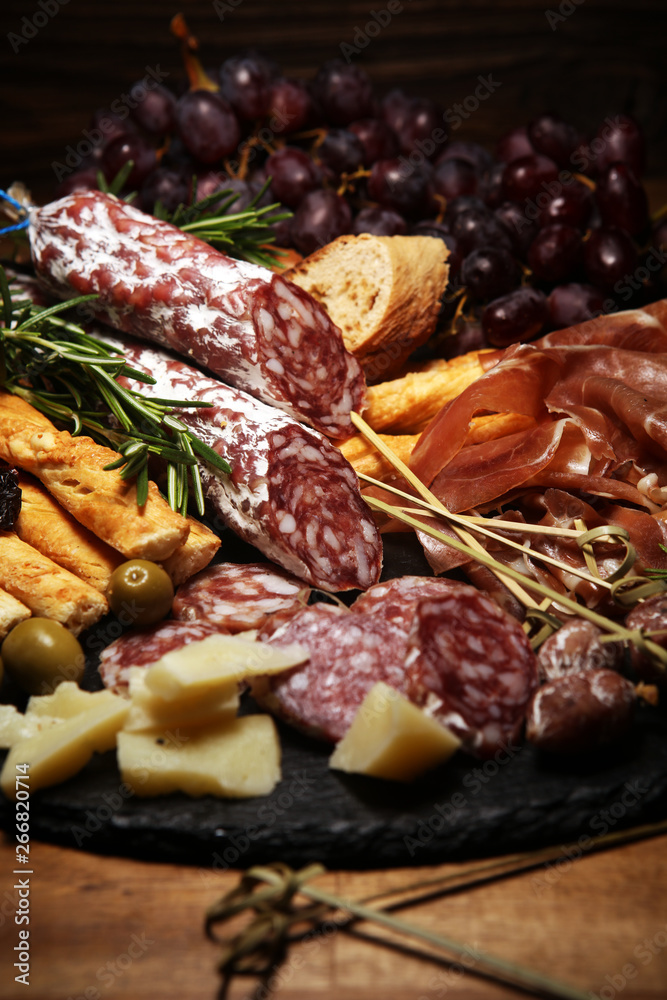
[0,532,108,635]
[363,352,488,434]
[159,515,221,587]
[0,392,190,561]
[337,434,420,481]
[0,588,31,640]
[14,473,124,592]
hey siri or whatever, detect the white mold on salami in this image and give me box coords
[172,562,311,632]
[29,190,366,438]
[102,332,382,592]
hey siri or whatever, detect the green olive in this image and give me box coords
[107,559,174,626]
[1,619,85,696]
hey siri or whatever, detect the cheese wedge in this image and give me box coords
[143,633,308,702]
[329,682,461,782]
[123,668,239,733]
[117,715,281,798]
[0,688,129,799]
[0,704,59,748]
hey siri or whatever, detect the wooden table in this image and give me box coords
[1,830,666,999]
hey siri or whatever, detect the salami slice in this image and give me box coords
[172,562,310,632]
[254,604,416,742]
[98,619,225,695]
[404,585,539,757]
[350,575,465,630]
[107,334,382,592]
[29,190,365,438]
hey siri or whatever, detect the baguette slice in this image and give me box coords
[0,392,189,561]
[284,234,449,383]
[0,532,108,635]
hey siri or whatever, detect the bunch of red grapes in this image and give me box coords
[57,51,665,352]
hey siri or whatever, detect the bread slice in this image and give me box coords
[284,233,449,382]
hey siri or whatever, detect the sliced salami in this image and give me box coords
[350,575,465,630]
[106,333,382,593]
[526,669,636,754]
[172,561,310,632]
[404,585,539,757]
[254,604,416,742]
[29,190,365,438]
[98,619,226,695]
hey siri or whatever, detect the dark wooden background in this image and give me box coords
[1,0,666,202]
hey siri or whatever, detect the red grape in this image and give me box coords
[317,129,365,178]
[130,84,177,135]
[269,78,314,134]
[495,126,535,163]
[495,201,539,255]
[55,168,99,198]
[353,206,407,236]
[219,55,272,120]
[397,98,443,159]
[451,206,513,255]
[538,180,593,230]
[140,168,191,213]
[430,158,478,202]
[583,227,638,290]
[594,163,649,236]
[461,247,518,301]
[381,88,413,135]
[349,118,398,165]
[527,113,581,168]
[313,60,374,125]
[176,91,241,163]
[502,154,560,203]
[437,141,493,177]
[482,287,548,346]
[547,283,606,328]
[527,224,582,283]
[265,147,321,208]
[291,189,352,255]
[367,158,431,217]
[102,133,156,188]
[592,114,645,176]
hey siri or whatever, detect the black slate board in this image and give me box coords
[1,533,667,869]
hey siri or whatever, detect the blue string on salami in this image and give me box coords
[0,189,29,236]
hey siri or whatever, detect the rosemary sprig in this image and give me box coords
[0,268,230,513]
[168,180,292,269]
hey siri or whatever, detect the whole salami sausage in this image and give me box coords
[536,618,624,682]
[526,669,636,754]
[172,562,311,632]
[109,334,382,592]
[625,593,667,683]
[28,190,365,439]
[98,619,226,695]
[404,585,539,757]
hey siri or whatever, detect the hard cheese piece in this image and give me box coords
[0,689,129,799]
[143,633,308,701]
[329,682,461,782]
[117,715,281,798]
[123,668,240,733]
[25,681,100,719]
[0,705,59,748]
